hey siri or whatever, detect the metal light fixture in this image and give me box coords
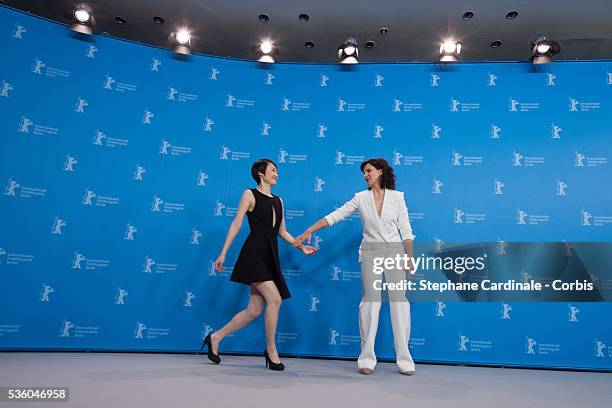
[530,35,560,64]
[257,39,278,63]
[338,37,359,64]
[72,3,95,34]
[439,39,462,62]
[169,28,191,55]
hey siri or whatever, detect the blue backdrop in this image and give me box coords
[1,6,611,370]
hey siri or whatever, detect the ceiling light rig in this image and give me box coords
[439,39,462,62]
[169,28,192,55]
[256,39,278,63]
[338,37,359,64]
[530,35,561,64]
[71,3,95,34]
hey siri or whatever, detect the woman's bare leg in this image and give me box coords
[252,280,283,363]
[210,287,265,354]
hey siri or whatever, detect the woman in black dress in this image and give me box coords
[201,159,316,371]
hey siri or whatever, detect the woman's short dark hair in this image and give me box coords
[360,158,396,190]
[251,158,277,184]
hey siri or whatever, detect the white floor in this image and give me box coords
[0,352,610,408]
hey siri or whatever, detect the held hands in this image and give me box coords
[292,230,312,248]
[299,245,318,256]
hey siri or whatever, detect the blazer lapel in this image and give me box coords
[368,189,389,242]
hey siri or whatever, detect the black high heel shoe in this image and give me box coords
[264,349,284,371]
[200,333,221,364]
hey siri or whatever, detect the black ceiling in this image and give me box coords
[3,0,612,62]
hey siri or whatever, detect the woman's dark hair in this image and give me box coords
[360,158,396,190]
[251,158,277,185]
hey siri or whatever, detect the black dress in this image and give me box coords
[230,188,291,299]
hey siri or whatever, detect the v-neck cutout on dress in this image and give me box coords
[371,188,386,219]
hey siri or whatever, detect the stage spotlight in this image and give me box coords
[71,3,95,35]
[256,39,278,63]
[530,35,560,64]
[439,39,462,62]
[169,28,191,55]
[338,37,359,64]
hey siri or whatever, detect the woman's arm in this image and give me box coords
[214,190,254,271]
[293,193,358,246]
[279,198,318,255]
[278,198,295,244]
[397,191,416,275]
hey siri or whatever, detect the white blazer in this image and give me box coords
[324,189,415,260]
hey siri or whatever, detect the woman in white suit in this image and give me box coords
[294,158,416,375]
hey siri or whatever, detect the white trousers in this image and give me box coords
[357,242,415,372]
